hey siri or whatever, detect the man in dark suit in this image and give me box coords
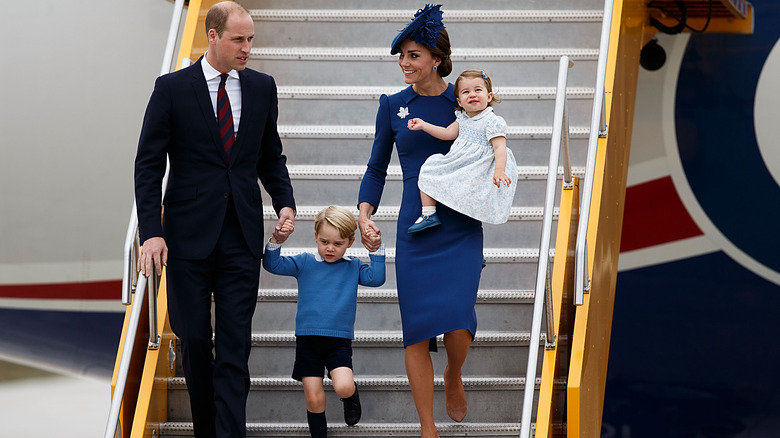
[134,2,296,437]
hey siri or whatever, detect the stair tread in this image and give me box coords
[263,205,557,220]
[278,164,584,178]
[250,330,541,346]
[276,85,594,100]
[276,125,590,138]
[266,246,549,258]
[256,288,535,303]
[169,375,532,389]
[161,421,527,435]
[250,8,603,22]
[251,47,599,61]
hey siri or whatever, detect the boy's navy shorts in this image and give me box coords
[292,335,353,381]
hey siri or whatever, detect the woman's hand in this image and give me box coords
[358,202,382,252]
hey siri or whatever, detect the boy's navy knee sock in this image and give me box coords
[307,410,327,438]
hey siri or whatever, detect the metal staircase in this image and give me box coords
[159,1,603,436]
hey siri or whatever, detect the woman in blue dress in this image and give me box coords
[357,5,483,437]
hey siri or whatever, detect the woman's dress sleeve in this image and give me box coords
[358,94,395,214]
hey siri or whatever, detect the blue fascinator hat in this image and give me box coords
[390,4,446,55]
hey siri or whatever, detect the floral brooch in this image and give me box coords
[397,107,409,119]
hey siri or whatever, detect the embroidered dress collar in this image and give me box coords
[462,106,494,121]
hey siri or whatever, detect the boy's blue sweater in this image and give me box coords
[262,244,386,339]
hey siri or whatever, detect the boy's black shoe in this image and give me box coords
[340,383,361,426]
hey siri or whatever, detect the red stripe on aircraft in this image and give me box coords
[620,176,703,252]
[0,280,121,300]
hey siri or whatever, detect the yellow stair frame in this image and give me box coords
[113,1,755,437]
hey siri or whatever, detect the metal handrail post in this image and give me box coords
[575,0,614,305]
[122,204,138,305]
[104,275,148,438]
[148,270,161,350]
[519,55,572,438]
[544,262,557,349]
[562,103,573,189]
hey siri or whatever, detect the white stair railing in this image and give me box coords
[575,0,615,306]
[520,55,574,438]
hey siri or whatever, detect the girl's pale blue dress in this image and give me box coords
[418,106,517,224]
[359,84,483,348]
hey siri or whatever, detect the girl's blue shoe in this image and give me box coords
[407,213,441,233]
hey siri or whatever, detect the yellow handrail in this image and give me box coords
[534,177,580,437]
[565,0,642,435]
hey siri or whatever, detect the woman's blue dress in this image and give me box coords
[358,84,484,347]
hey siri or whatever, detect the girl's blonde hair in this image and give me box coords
[314,206,358,240]
[454,69,501,111]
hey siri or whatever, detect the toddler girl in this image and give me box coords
[407,69,518,233]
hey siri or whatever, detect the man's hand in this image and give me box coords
[271,218,294,244]
[274,207,296,242]
[139,237,168,277]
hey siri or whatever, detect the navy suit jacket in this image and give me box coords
[134,58,295,260]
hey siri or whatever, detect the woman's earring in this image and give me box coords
[433,65,438,71]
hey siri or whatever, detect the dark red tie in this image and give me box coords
[217,73,235,161]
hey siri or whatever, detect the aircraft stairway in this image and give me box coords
[107,0,650,436]
[155,1,600,436]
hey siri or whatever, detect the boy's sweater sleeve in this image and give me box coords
[262,243,305,277]
[358,244,386,287]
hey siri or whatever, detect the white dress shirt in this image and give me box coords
[201,54,242,135]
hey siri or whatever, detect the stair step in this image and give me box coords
[280,164,584,180]
[250,331,539,347]
[256,288,535,303]
[276,85,594,100]
[262,59,597,88]
[243,0,604,9]
[244,331,545,375]
[160,421,527,436]
[167,376,540,423]
[262,205,557,248]
[258,248,548,290]
[169,375,531,391]
[252,289,537,332]
[250,9,603,23]
[276,136,588,167]
[277,125,590,139]
[251,47,598,62]
[258,247,550,262]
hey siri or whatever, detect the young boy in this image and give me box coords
[262,205,385,437]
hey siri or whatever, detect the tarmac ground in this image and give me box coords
[0,360,108,437]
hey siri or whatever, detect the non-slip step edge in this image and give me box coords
[160,421,529,436]
[275,164,585,179]
[263,205,558,221]
[168,376,535,391]
[276,125,590,139]
[251,47,599,61]
[269,247,552,263]
[250,331,540,347]
[257,289,535,303]
[250,8,603,23]
[276,85,594,100]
